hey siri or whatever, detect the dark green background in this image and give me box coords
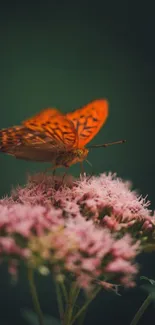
[0,1,155,324]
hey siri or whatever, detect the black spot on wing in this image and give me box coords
[92,117,98,122]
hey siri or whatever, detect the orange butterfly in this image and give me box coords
[0,99,124,169]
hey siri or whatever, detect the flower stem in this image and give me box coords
[28,267,44,325]
[130,293,152,325]
[70,286,101,325]
[60,281,68,303]
[55,281,64,324]
[64,283,80,325]
[77,309,87,325]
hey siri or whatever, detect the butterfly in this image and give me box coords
[0,99,125,169]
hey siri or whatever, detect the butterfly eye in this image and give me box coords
[77,149,83,157]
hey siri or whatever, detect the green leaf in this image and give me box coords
[140,276,155,307]
[141,284,155,296]
[21,309,61,325]
[140,276,155,285]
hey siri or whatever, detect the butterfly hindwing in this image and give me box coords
[0,126,62,161]
[0,126,24,153]
[0,114,78,162]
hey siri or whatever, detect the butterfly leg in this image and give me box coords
[87,164,95,181]
[52,168,56,177]
[59,167,69,187]
[87,171,94,181]
[80,162,85,176]
[51,168,57,187]
[42,165,56,184]
[84,159,95,180]
[62,172,67,184]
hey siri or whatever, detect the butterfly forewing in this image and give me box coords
[23,108,62,132]
[23,109,78,149]
[66,99,109,147]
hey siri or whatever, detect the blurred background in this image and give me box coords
[0,0,155,324]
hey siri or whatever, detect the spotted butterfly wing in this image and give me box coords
[22,108,78,149]
[0,126,59,161]
[0,100,109,165]
[22,107,62,132]
[66,99,109,147]
[0,109,78,162]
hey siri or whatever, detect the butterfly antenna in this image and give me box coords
[88,139,126,149]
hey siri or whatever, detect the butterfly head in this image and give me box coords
[75,148,89,161]
[61,147,89,167]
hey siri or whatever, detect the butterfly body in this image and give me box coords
[54,147,89,168]
[0,99,108,168]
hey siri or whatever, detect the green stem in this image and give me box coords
[28,267,44,325]
[70,287,101,325]
[55,281,64,324]
[72,286,81,308]
[130,293,152,325]
[65,283,80,325]
[77,309,87,325]
[60,281,68,303]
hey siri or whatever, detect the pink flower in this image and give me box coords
[106,258,138,275]
[0,237,29,258]
[0,172,154,290]
[29,215,140,288]
[0,204,64,237]
[110,234,140,259]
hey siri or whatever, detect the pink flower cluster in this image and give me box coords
[29,215,140,289]
[5,172,154,236]
[0,172,154,290]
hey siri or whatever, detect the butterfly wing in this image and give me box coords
[0,113,78,162]
[23,107,62,132]
[66,99,109,147]
[0,126,59,161]
[23,107,78,148]
[0,100,108,162]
